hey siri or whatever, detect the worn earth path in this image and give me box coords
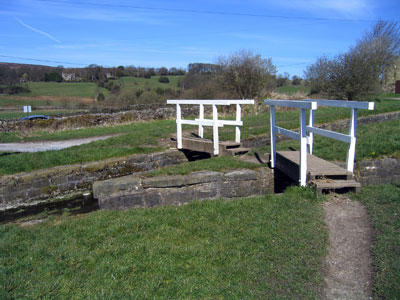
[321,194,374,300]
[0,135,118,152]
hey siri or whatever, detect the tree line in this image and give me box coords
[0,64,186,86]
[305,21,400,100]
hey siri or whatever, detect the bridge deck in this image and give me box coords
[276,151,353,183]
[180,137,249,156]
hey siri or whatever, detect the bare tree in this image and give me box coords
[217,49,277,99]
[305,21,400,99]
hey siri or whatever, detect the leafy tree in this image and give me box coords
[292,75,302,85]
[158,76,170,83]
[276,74,288,87]
[158,67,168,76]
[217,49,277,99]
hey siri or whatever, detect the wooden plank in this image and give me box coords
[276,151,353,181]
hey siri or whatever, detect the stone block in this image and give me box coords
[224,169,257,181]
[93,175,142,199]
[99,194,144,210]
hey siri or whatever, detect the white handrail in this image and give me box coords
[167,99,254,155]
[264,99,374,186]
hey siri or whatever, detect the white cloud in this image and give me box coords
[15,17,60,43]
[255,0,374,18]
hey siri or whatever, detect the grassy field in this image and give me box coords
[276,85,310,95]
[0,97,399,175]
[11,82,106,98]
[351,184,400,299]
[0,76,182,111]
[0,117,398,176]
[251,118,400,162]
[119,75,183,92]
[0,187,327,299]
[0,119,179,175]
[207,97,400,141]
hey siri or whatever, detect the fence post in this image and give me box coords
[346,108,358,173]
[307,109,315,154]
[235,103,241,143]
[198,104,204,138]
[212,104,219,155]
[300,108,308,186]
[176,104,182,149]
[270,105,276,168]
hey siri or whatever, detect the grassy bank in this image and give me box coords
[0,120,177,175]
[351,184,400,299]
[252,117,400,161]
[0,187,327,299]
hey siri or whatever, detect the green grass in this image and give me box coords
[0,97,398,175]
[276,85,310,95]
[0,120,178,175]
[147,156,263,178]
[119,76,183,92]
[351,184,400,299]
[0,95,66,107]
[0,187,327,299]
[0,109,84,120]
[206,98,400,142]
[252,118,400,161]
[13,82,105,98]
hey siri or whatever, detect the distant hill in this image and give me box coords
[0,62,55,69]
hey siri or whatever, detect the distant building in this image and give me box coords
[62,72,79,81]
[106,72,115,80]
[382,58,400,93]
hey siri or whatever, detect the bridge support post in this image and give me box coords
[212,104,219,155]
[235,103,241,143]
[307,109,315,154]
[270,105,276,168]
[198,104,204,138]
[176,104,182,149]
[346,108,358,173]
[300,108,308,187]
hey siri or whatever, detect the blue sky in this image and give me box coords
[1,0,399,76]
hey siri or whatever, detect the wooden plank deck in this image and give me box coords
[276,151,353,182]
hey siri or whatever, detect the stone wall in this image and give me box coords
[357,158,400,185]
[0,150,186,211]
[93,169,274,210]
[0,103,204,132]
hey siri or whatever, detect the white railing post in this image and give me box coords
[198,104,204,138]
[300,108,308,186]
[346,108,358,173]
[307,109,315,154]
[270,105,276,168]
[235,103,241,143]
[176,104,182,149]
[212,104,219,155]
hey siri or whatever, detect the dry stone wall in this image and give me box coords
[0,103,203,132]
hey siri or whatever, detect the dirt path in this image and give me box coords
[0,135,118,152]
[322,194,374,300]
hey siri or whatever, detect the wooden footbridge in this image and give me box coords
[167,98,374,193]
[265,99,374,193]
[166,99,254,156]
